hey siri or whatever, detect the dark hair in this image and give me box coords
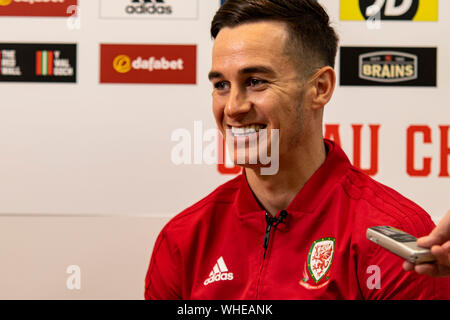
[211,0,339,71]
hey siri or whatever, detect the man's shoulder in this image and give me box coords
[342,168,447,300]
[163,174,243,232]
[342,166,435,237]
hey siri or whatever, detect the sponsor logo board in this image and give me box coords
[0,43,76,82]
[340,47,437,87]
[100,44,196,84]
[340,0,438,21]
[100,0,198,19]
[0,0,77,17]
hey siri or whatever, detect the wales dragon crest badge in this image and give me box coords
[300,237,335,289]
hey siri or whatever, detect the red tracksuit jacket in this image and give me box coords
[145,139,450,299]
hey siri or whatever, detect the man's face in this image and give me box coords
[209,21,308,167]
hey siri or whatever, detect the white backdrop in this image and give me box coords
[0,0,448,223]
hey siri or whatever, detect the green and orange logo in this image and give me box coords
[36,50,54,76]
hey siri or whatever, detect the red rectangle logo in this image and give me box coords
[100,44,197,85]
[0,0,78,17]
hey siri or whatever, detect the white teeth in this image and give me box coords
[231,125,266,136]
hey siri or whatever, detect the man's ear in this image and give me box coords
[307,66,336,110]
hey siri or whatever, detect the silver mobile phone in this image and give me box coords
[366,226,436,264]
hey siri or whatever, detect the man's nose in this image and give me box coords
[224,86,251,118]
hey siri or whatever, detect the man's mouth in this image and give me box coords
[229,124,267,137]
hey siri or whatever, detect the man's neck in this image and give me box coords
[245,140,327,217]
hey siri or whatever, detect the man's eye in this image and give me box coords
[247,78,266,87]
[214,81,230,90]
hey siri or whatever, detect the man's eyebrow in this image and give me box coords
[208,66,276,81]
[208,71,223,81]
[239,66,275,76]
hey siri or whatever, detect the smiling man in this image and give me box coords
[145,0,450,299]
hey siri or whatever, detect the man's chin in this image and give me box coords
[229,147,271,165]
[231,160,279,176]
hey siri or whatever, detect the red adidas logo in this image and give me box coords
[203,256,233,286]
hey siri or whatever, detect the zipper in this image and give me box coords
[256,210,288,298]
[262,216,273,259]
[263,210,288,257]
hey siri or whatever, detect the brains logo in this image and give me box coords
[340,46,437,87]
[0,0,12,5]
[359,51,417,83]
[113,55,132,73]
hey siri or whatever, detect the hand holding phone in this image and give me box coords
[403,211,450,277]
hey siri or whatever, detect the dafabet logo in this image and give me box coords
[340,0,438,21]
[0,0,77,17]
[100,44,196,84]
[0,0,12,6]
[112,55,132,74]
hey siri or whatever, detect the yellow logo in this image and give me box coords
[113,55,132,73]
[340,0,438,21]
[0,0,13,6]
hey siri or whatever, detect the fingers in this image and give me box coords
[404,211,450,277]
[431,244,450,268]
[403,245,450,277]
[413,263,439,277]
[417,234,437,248]
[417,228,447,248]
[417,212,450,248]
[403,260,442,277]
[416,263,450,277]
[442,240,450,253]
[403,261,414,271]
